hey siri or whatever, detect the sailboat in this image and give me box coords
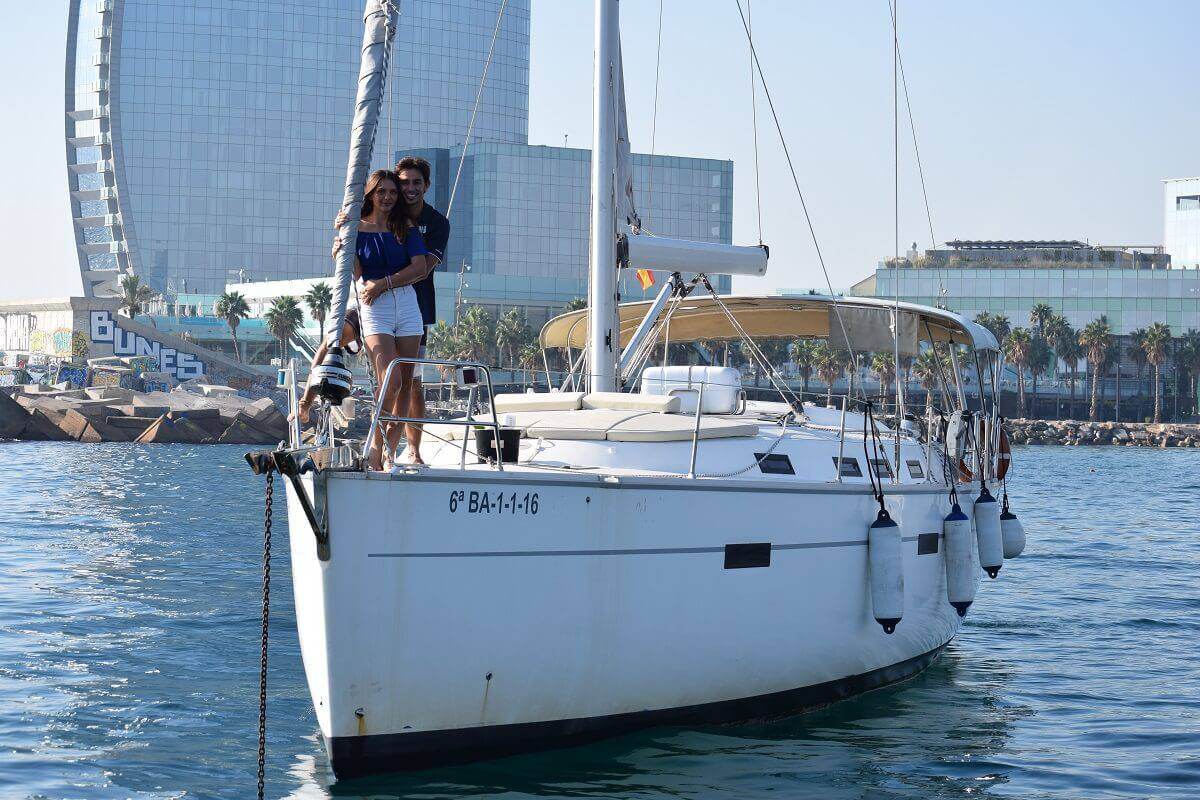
[269,0,1025,779]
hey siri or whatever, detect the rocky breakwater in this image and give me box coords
[0,380,292,445]
[1008,419,1200,448]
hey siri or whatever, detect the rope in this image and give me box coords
[886,0,936,248]
[862,402,888,512]
[732,0,862,396]
[645,0,665,226]
[446,0,509,220]
[256,471,273,800]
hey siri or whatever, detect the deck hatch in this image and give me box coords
[724,542,771,569]
[756,453,795,475]
[907,459,925,479]
[869,458,893,479]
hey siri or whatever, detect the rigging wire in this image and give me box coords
[645,0,665,226]
[732,0,862,398]
[747,0,762,245]
[887,0,936,248]
[446,0,509,220]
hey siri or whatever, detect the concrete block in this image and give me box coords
[0,390,30,438]
[199,384,239,398]
[60,409,131,442]
[166,407,221,421]
[134,415,211,444]
[85,386,135,402]
[217,418,280,445]
[105,415,158,436]
[21,409,72,441]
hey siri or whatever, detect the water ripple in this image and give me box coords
[0,443,1197,798]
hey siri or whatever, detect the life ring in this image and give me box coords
[997,427,1012,481]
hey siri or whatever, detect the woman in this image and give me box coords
[354,170,430,469]
[294,307,363,425]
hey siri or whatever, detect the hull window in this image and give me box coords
[724,542,772,569]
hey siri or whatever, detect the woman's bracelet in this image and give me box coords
[385,275,392,290]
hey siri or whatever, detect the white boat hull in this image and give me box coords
[285,467,976,777]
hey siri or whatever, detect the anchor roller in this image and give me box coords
[974,486,1004,579]
[943,502,977,617]
[1000,494,1027,559]
[868,508,904,634]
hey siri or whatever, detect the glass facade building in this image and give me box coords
[64,0,733,334]
[65,0,530,297]
[1165,177,1200,269]
[847,241,1192,336]
[414,142,732,329]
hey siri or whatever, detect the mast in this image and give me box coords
[587,0,620,392]
[327,0,399,348]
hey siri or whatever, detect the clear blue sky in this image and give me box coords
[3,1,1197,301]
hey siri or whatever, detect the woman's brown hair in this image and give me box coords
[360,169,412,241]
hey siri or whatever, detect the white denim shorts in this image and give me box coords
[358,284,424,338]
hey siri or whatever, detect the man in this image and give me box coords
[335,155,449,463]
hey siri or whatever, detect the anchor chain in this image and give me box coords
[257,471,273,800]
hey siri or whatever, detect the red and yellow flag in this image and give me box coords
[635,269,655,290]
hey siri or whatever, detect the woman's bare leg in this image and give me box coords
[390,335,422,463]
[365,334,399,470]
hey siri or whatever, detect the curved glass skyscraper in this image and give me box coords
[65,0,530,296]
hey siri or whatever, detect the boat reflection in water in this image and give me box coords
[280,644,1022,799]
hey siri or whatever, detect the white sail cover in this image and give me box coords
[613,42,641,231]
[327,1,400,346]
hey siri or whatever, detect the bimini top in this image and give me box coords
[540,294,999,354]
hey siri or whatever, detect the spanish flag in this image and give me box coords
[635,269,655,290]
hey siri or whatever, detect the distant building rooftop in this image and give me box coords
[945,239,1091,251]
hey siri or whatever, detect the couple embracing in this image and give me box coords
[338,156,449,469]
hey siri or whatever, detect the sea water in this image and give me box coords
[0,443,1197,799]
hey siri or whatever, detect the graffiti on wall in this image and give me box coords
[89,311,205,379]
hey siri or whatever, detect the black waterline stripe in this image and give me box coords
[366,534,940,559]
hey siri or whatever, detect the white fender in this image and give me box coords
[945,411,966,461]
[943,502,977,617]
[974,486,1004,578]
[1000,506,1027,559]
[868,509,904,634]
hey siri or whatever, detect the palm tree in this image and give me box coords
[911,348,948,418]
[118,274,155,318]
[1078,316,1112,421]
[215,291,250,363]
[869,351,896,405]
[1027,335,1053,419]
[1029,302,1055,337]
[518,342,542,388]
[264,296,304,362]
[1175,329,1200,416]
[304,282,333,339]
[1127,328,1149,421]
[973,312,1011,348]
[495,308,530,369]
[459,305,495,363]
[1046,315,1078,419]
[1004,327,1033,417]
[426,319,465,360]
[789,339,819,398]
[814,342,845,407]
[1142,322,1172,423]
